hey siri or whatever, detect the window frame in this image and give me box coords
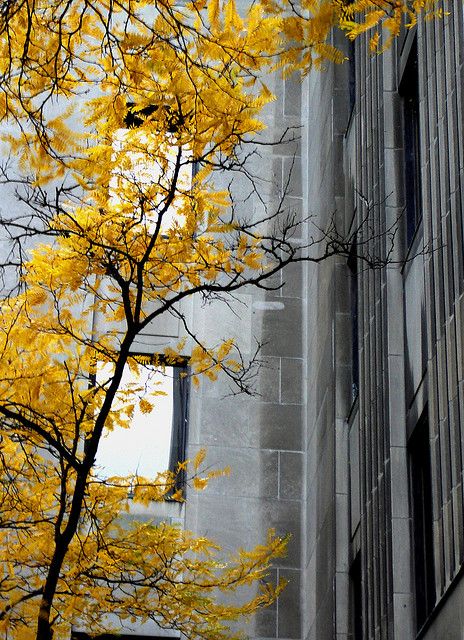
[92,354,190,497]
[399,34,422,249]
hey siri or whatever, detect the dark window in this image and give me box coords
[349,415,361,537]
[349,552,363,640]
[347,243,359,402]
[400,38,422,247]
[348,38,356,114]
[408,413,435,629]
[168,363,190,492]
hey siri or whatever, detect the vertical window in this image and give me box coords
[348,242,359,402]
[349,413,361,537]
[110,129,192,235]
[400,37,422,247]
[348,38,356,114]
[168,365,190,491]
[408,412,435,629]
[349,552,363,640]
[110,103,193,237]
[95,359,189,490]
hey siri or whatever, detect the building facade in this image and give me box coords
[45,4,464,638]
[300,2,464,639]
[188,3,464,640]
[3,2,464,639]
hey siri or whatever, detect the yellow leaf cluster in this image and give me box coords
[0,434,285,638]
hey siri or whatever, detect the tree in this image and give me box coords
[0,0,438,638]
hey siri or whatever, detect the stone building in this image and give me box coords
[5,1,464,638]
[300,2,464,638]
[188,3,464,640]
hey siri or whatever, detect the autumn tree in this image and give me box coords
[0,0,439,638]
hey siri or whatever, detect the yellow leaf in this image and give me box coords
[139,398,154,414]
[193,476,209,490]
[171,489,184,502]
[208,0,220,31]
[193,448,207,471]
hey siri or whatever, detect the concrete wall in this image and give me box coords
[184,67,305,639]
[301,31,354,640]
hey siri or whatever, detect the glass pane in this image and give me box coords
[109,128,192,234]
[95,362,174,479]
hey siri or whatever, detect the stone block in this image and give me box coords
[281,260,303,299]
[257,356,281,403]
[390,446,410,519]
[189,445,279,499]
[392,593,414,640]
[279,451,303,500]
[196,293,253,355]
[258,404,303,451]
[391,517,413,595]
[256,297,303,359]
[198,397,302,451]
[278,568,302,639]
[284,73,302,118]
[188,494,301,569]
[281,357,303,405]
[283,156,302,198]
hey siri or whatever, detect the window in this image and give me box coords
[348,38,356,115]
[349,552,363,640]
[408,411,435,629]
[109,103,193,236]
[349,413,361,537]
[347,242,359,402]
[95,358,189,490]
[400,37,422,247]
[110,129,192,236]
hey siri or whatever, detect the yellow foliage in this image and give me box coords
[193,447,207,471]
[193,476,210,490]
[138,397,154,414]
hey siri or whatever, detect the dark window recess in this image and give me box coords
[348,243,359,402]
[349,416,361,537]
[169,364,190,493]
[124,102,185,133]
[192,158,200,179]
[349,553,363,640]
[399,38,422,247]
[408,413,436,629]
[348,38,356,113]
